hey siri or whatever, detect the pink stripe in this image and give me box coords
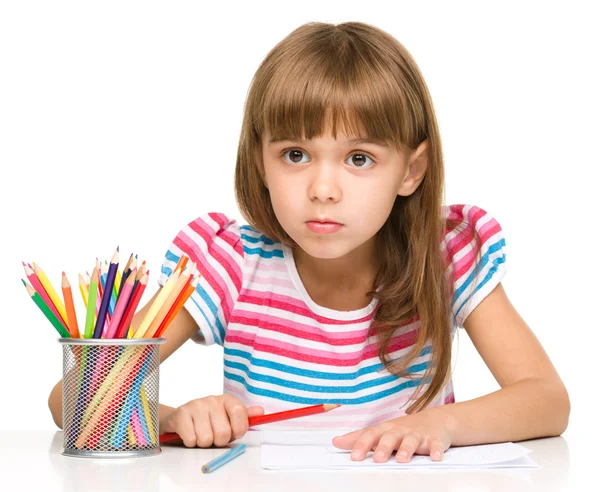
[231,309,371,343]
[247,276,295,289]
[188,216,243,290]
[237,291,378,325]
[244,258,287,272]
[225,329,418,366]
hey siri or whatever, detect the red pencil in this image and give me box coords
[159,403,341,444]
[114,272,148,338]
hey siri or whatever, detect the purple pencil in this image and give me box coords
[93,247,119,338]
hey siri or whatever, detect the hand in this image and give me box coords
[332,408,455,463]
[160,394,264,448]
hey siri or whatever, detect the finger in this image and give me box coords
[224,398,250,440]
[396,433,421,463]
[331,429,362,450]
[246,405,265,417]
[373,431,403,463]
[208,401,234,447]
[173,410,198,448]
[350,429,384,461]
[429,439,446,461]
[191,407,213,448]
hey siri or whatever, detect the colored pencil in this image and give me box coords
[84,267,99,338]
[131,269,180,339]
[201,444,246,474]
[23,262,68,330]
[93,247,119,338]
[23,280,71,338]
[32,262,70,329]
[61,272,80,338]
[154,275,198,338]
[159,404,342,444]
[104,267,136,338]
[78,273,89,308]
[114,272,148,339]
[142,269,191,338]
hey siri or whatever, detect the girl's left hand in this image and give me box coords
[332,408,455,463]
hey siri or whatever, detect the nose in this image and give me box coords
[308,161,341,203]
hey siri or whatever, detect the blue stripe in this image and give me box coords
[453,237,505,303]
[224,372,431,405]
[165,249,180,264]
[224,359,430,393]
[454,254,506,323]
[240,230,276,246]
[243,245,284,259]
[189,284,225,344]
[224,346,432,381]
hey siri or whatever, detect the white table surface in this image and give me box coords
[0,430,585,491]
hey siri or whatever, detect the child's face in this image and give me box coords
[260,130,428,262]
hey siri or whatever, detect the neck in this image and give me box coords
[293,236,380,291]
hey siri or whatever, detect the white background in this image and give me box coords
[1,0,597,481]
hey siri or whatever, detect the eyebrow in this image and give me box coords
[268,136,390,148]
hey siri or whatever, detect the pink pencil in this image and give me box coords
[104,267,136,338]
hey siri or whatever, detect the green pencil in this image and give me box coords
[84,267,99,338]
[23,279,71,338]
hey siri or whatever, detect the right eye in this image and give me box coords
[281,149,309,165]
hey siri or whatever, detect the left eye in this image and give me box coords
[345,153,374,169]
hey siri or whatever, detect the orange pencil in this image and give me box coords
[155,275,198,338]
[61,272,80,338]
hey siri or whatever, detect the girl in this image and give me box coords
[49,21,570,463]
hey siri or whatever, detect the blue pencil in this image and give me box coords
[201,444,246,474]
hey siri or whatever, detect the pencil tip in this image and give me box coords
[21,278,26,286]
[116,245,119,252]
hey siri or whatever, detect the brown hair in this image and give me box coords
[235,22,482,413]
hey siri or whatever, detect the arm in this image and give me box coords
[431,282,570,445]
[48,287,200,429]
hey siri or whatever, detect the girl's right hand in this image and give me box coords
[160,394,265,448]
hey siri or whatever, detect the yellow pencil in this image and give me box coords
[131,269,180,339]
[142,269,190,338]
[140,382,156,445]
[78,273,89,308]
[33,262,69,329]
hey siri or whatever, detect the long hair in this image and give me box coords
[235,21,482,414]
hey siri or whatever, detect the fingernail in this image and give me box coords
[433,450,442,460]
[399,450,408,459]
[375,450,385,459]
[351,450,361,460]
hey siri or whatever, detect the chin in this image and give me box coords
[295,236,354,260]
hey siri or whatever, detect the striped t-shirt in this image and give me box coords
[157,204,507,430]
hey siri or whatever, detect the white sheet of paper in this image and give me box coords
[260,430,540,470]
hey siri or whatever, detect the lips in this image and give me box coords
[306,218,343,225]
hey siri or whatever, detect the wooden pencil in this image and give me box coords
[23,279,71,338]
[23,262,68,330]
[155,275,198,338]
[114,272,148,339]
[84,267,99,338]
[93,247,119,338]
[131,269,180,338]
[32,262,70,330]
[61,272,80,338]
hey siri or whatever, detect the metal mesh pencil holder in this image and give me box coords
[59,338,166,458]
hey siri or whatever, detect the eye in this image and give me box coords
[281,149,309,165]
[345,153,374,169]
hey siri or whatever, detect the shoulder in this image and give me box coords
[442,204,508,328]
[442,204,505,257]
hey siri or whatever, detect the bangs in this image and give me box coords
[250,31,424,151]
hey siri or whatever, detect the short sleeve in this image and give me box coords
[157,212,244,346]
[443,204,507,329]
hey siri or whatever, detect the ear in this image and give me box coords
[397,139,429,197]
